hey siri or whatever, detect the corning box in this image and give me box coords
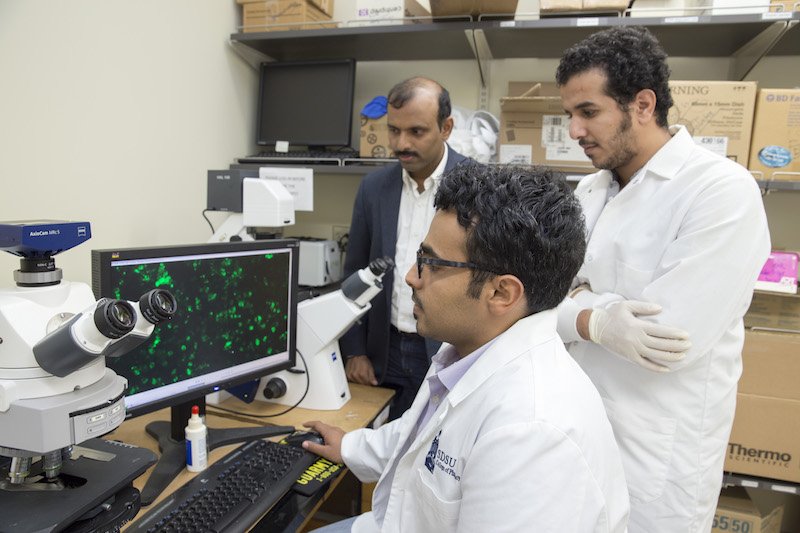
[668,81,757,167]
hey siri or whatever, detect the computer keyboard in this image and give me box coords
[238,150,356,165]
[125,439,318,533]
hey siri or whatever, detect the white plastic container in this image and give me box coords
[185,405,208,472]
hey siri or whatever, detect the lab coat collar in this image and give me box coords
[404,310,558,453]
[446,310,558,407]
[642,125,693,181]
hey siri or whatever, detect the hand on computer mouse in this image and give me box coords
[302,421,345,464]
[284,430,324,448]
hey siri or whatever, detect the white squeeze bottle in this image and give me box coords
[185,405,208,472]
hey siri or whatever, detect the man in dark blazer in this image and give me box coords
[340,77,468,420]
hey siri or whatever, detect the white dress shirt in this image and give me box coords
[391,147,450,333]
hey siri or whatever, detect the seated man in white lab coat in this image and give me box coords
[303,162,630,533]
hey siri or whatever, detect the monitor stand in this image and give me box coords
[139,397,294,506]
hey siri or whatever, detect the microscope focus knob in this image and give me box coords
[262,377,287,399]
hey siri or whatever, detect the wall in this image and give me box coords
[0,0,256,286]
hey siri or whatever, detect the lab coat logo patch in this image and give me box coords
[423,430,461,481]
[424,430,440,473]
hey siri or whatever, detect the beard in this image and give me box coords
[593,112,636,171]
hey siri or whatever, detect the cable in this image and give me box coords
[201,209,216,234]
[206,348,311,419]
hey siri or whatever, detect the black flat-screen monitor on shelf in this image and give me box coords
[256,58,356,150]
[91,239,300,505]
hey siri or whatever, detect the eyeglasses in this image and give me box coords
[415,247,496,279]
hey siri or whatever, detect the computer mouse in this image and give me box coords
[284,430,324,448]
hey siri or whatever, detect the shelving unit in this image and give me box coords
[232,12,800,518]
[231,12,800,80]
[724,472,800,495]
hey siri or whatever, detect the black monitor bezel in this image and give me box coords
[255,58,356,148]
[91,239,299,419]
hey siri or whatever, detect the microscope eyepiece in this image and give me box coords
[93,299,137,339]
[368,256,394,276]
[139,289,177,324]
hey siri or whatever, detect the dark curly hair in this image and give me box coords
[555,26,673,128]
[434,162,586,315]
[388,77,452,130]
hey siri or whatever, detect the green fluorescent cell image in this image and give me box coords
[106,251,291,396]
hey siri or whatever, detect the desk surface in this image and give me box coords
[110,383,393,526]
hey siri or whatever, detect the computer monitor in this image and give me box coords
[91,239,300,505]
[256,58,356,150]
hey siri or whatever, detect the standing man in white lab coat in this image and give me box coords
[555,26,771,532]
[304,162,630,533]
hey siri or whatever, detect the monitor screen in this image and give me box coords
[91,239,299,418]
[256,58,356,148]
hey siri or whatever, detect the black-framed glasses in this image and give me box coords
[415,247,496,279]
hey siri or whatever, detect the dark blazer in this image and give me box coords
[339,146,469,383]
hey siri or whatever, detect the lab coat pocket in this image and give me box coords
[614,260,654,299]
[408,470,461,530]
[602,397,677,504]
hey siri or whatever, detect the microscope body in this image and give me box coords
[256,258,393,410]
[0,220,176,486]
[0,281,127,455]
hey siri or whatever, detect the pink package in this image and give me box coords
[756,251,799,294]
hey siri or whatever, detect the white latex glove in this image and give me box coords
[588,301,691,372]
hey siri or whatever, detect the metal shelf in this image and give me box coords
[230,21,476,62]
[230,161,387,175]
[476,12,798,58]
[724,471,800,495]
[756,180,800,192]
[230,12,800,63]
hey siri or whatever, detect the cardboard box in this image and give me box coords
[359,114,393,158]
[540,0,625,12]
[726,330,800,483]
[508,81,560,97]
[353,0,431,26]
[499,83,594,171]
[726,393,800,483]
[745,291,800,332]
[540,0,581,12]
[668,81,757,167]
[713,487,783,533]
[740,331,800,401]
[309,0,333,16]
[429,0,518,18]
[631,0,771,16]
[581,0,629,12]
[748,89,800,181]
[241,0,335,32]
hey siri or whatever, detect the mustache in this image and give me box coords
[411,292,422,309]
[395,151,418,158]
[578,140,595,148]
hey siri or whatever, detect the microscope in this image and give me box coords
[0,220,176,532]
